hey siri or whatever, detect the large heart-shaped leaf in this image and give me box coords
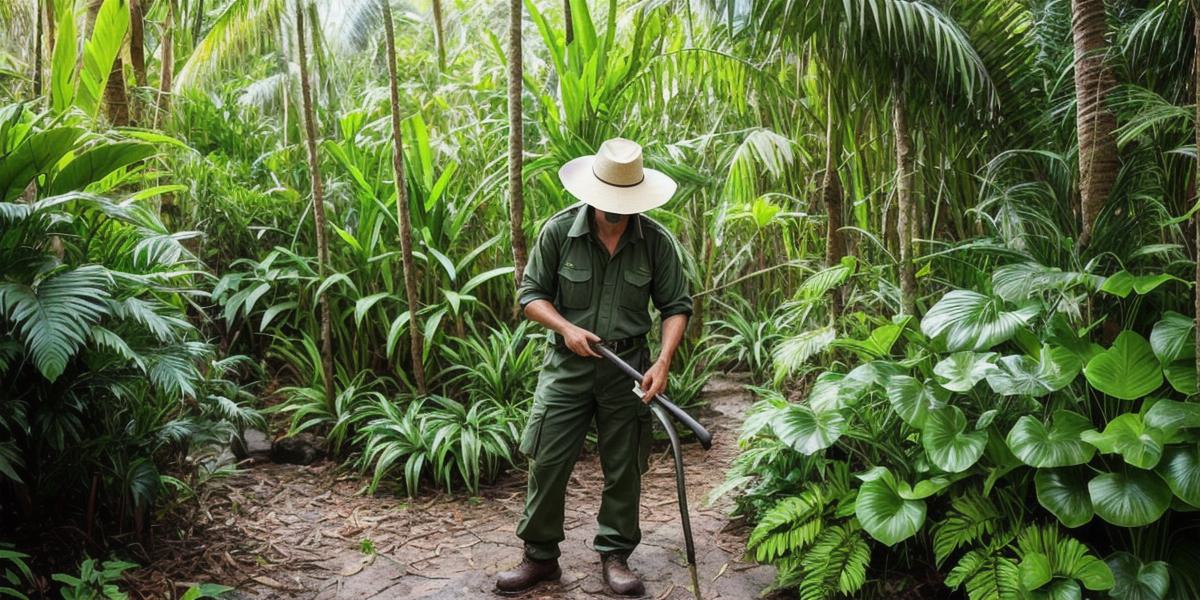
[921,290,1040,352]
[1080,414,1165,470]
[885,375,948,429]
[1019,551,1054,591]
[1025,579,1081,600]
[772,404,845,455]
[986,345,1081,397]
[1088,468,1172,527]
[933,351,997,392]
[1084,331,1163,400]
[1105,552,1170,600]
[1007,411,1095,468]
[1154,443,1200,507]
[1163,361,1197,395]
[922,406,987,473]
[856,467,927,546]
[1035,467,1094,528]
[1143,399,1200,432]
[808,371,870,412]
[1150,312,1195,364]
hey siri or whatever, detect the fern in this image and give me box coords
[797,523,871,600]
[0,265,113,381]
[747,487,827,562]
[932,492,1002,566]
[947,547,1022,600]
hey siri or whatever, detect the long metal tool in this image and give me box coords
[592,343,710,599]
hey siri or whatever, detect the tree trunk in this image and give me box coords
[129,0,147,89]
[508,0,528,285]
[34,0,44,98]
[821,90,845,318]
[88,0,131,125]
[1071,0,1118,246]
[158,0,174,119]
[382,0,428,394]
[295,0,336,406]
[893,81,917,316]
[432,0,446,70]
[563,0,573,44]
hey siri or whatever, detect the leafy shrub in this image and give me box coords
[731,269,1200,599]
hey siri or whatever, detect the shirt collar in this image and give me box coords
[567,205,644,242]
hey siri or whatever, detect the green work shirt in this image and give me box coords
[517,203,693,342]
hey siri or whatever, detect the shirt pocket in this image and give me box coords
[557,263,593,310]
[619,266,653,311]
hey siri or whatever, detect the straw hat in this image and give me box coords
[558,138,678,215]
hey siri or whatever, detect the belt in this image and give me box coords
[554,335,646,354]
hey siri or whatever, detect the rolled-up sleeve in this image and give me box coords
[517,223,560,308]
[651,229,693,319]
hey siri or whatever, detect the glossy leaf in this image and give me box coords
[1084,331,1163,400]
[1105,552,1170,600]
[920,290,1039,352]
[1088,468,1172,527]
[855,467,926,546]
[885,375,948,429]
[1154,443,1200,507]
[1080,414,1165,470]
[1143,399,1200,432]
[922,406,987,473]
[1034,467,1094,528]
[1149,311,1194,364]
[986,346,1080,397]
[1006,411,1095,468]
[772,404,845,455]
[933,351,997,392]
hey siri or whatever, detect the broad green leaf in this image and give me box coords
[50,0,77,112]
[933,351,996,392]
[1026,579,1080,600]
[76,0,131,117]
[1080,414,1165,469]
[855,468,926,546]
[1035,467,1094,528]
[920,290,1040,351]
[1105,552,1170,600]
[0,266,112,381]
[1149,311,1194,364]
[808,371,870,411]
[1019,552,1053,592]
[1155,443,1200,507]
[992,262,1100,302]
[885,375,948,429]
[354,292,392,326]
[0,127,84,202]
[986,345,1080,397]
[1084,332,1163,400]
[1006,411,1095,468]
[1143,399,1200,431]
[772,404,845,455]
[1163,360,1197,395]
[922,406,987,473]
[1088,468,1172,527]
[1100,271,1183,298]
[897,474,962,500]
[833,322,906,359]
[48,141,155,195]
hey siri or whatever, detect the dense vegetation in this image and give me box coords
[2,0,1200,598]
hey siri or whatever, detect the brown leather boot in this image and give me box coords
[495,555,561,595]
[601,553,645,597]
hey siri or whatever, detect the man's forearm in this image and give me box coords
[523,299,573,335]
[656,314,688,367]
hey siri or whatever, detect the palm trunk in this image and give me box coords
[34,0,44,98]
[893,81,917,316]
[563,0,573,44]
[432,0,446,70]
[129,0,147,89]
[1071,0,1118,246]
[158,0,174,119]
[507,0,528,285]
[382,0,428,394]
[295,0,335,406]
[89,0,131,125]
[821,90,845,318]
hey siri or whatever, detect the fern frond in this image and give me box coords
[933,492,1001,566]
[796,523,871,600]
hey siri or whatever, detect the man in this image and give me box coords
[496,138,692,596]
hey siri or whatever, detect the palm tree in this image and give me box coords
[1070,0,1118,246]
[381,0,428,394]
[508,0,527,285]
[158,0,174,118]
[433,0,446,70]
[564,0,573,43]
[294,0,335,405]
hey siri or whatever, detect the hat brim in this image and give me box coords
[558,155,677,215]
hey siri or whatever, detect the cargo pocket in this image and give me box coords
[519,403,547,459]
[557,263,593,310]
[620,267,652,311]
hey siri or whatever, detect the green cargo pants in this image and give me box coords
[516,344,653,560]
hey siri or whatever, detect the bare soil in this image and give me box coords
[135,378,777,599]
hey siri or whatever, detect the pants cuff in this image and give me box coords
[524,542,560,561]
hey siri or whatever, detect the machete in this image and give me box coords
[592,342,710,600]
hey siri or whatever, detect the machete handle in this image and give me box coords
[592,343,713,450]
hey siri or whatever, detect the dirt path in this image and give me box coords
[145,378,775,599]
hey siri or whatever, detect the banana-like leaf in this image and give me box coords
[76,0,131,118]
[1088,467,1172,527]
[1080,414,1165,470]
[921,290,1039,352]
[855,467,926,546]
[1006,411,1095,468]
[50,0,77,113]
[922,406,987,473]
[1034,467,1094,528]
[1084,331,1163,400]
[48,142,156,195]
[0,127,84,202]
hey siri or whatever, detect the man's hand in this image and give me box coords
[562,324,602,358]
[639,358,670,404]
